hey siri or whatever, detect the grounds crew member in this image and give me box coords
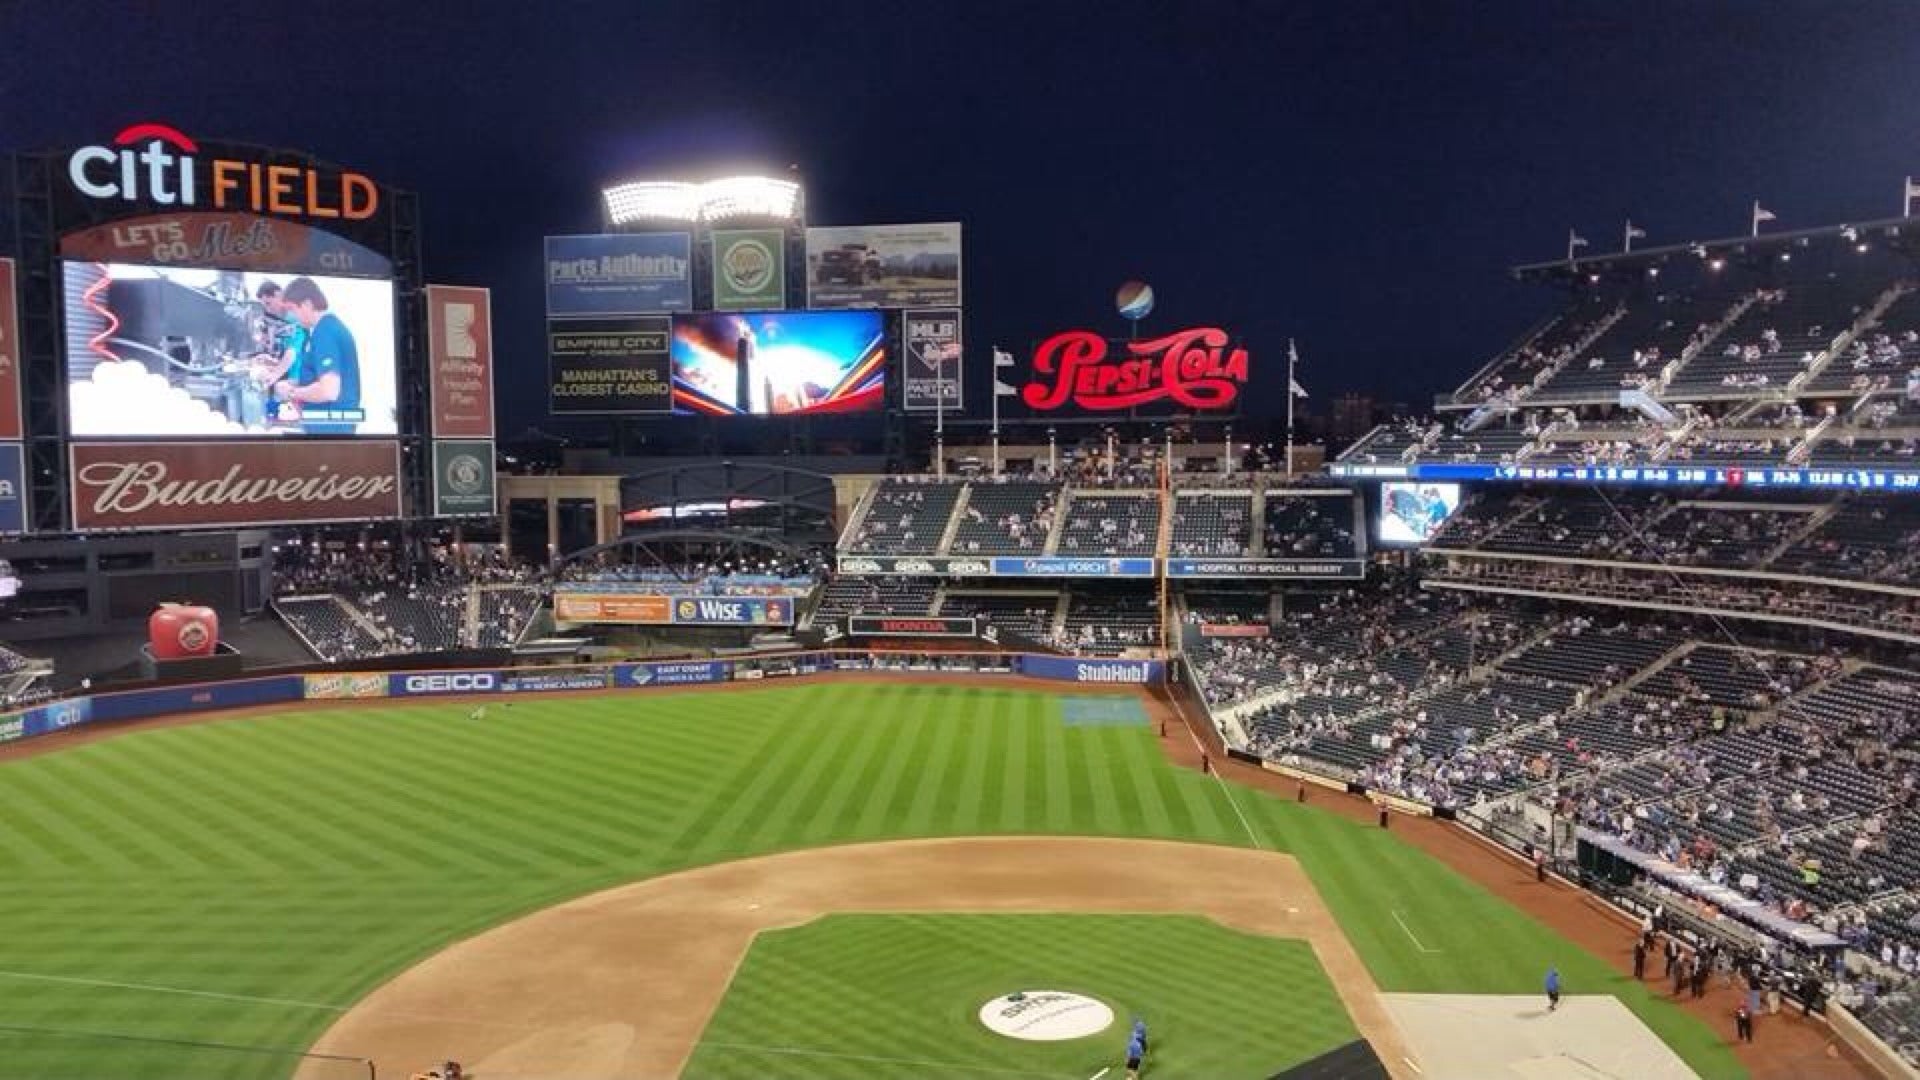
[1545,965,1561,1011]
[1125,1017,1148,1079]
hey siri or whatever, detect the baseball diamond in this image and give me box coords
[0,679,1772,1079]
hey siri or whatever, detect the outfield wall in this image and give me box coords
[0,652,1166,748]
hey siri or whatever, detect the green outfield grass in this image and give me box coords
[0,683,1744,1078]
[683,913,1356,1079]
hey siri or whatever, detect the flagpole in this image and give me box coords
[1624,220,1633,254]
[935,356,947,479]
[1285,338,1297,478]
[1751,200,1761,238]
[989,345,1000,477]
[1907,177,1915,219]
[1567,229,1575,263]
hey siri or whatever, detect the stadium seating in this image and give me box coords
[1264,493,1359,558]
[846,479,964,554]
[941,591,1059,639]
[810,577,938,620]
[1056,493,1160,556]
[1061,587,1159,655]
[1169,492,1254,557]
[948,480,1060,554]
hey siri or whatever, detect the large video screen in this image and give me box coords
[63,262,398,437]
[669,310,884,416]
[1379,482,1461,545]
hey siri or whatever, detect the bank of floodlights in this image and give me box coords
[602,176,802,226]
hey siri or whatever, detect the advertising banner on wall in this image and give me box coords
[711,229,786,310]
[431,440,496,517]
[388,671,501,697]
[614,660,728,687]
[303,673,389,700]
[553,592,793,625]
[548,315,672,414]
[69,440,403,530]
[669,595,794,626]
[0,258,21,441]
[1018,655,1164,684]
[503,670,609,693]
[554,592,670,623]
[546,233,692,315]
[1164,557,1364,580]
[903,308,963,412]
[0,442,25,534]
[426,285,495,438]
[847,615,977,638]
[57,212,394,278]
[805,223,961,309]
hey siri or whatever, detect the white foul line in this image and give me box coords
[0,968,532,1031]
[1089,1069,1111,1080]
[1166,692,1265,851]
[1392,909,1440,953]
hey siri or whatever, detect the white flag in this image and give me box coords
[1568,230,1589,249]
[1290,378,1309,399]
[1754,202,1777,223]
[993,347,1018,395]
[1625,222,1646,240]
[1288,339,1308,397]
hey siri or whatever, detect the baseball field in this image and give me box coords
[0,679,1746,1078]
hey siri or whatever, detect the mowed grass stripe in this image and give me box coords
[743,686,876,851]
[348,710,672,870]
[797,687,905,845]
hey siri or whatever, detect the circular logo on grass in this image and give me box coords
[978,991,1114,1041]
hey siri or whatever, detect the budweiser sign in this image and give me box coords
[1020,327,1249,412]
[70,441,402,530]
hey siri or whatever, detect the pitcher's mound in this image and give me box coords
[1380,994,1699,1080]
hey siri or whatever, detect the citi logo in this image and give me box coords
[67,122,378,220]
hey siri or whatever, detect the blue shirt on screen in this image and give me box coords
[298,312,361,434]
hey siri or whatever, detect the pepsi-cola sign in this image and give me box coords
[1021,327,1248,412]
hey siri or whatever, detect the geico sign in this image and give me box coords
[404,673,497,693]
[68,122,378,220]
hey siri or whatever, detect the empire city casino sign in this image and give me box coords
[65,123,378,221]
[1020,327,1249,412]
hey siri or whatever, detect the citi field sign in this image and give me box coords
[66,123,378,221]
[1020,327,1249,412]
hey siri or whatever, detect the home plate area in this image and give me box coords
[1380,994,1699,1080]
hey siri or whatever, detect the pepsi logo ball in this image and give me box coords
[1115,281,1155,321]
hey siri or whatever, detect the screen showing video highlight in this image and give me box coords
[62,262,398,437]
[670,310,884,416]
[1378,482,1461,545]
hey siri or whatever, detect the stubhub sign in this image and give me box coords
[1018,655,1163,684]
[391,671,500,696]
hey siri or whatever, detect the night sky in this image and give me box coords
[6,1,1920,434]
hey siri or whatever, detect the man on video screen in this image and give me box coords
[273,277,361,435]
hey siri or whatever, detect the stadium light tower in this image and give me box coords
[601,176,805,227]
